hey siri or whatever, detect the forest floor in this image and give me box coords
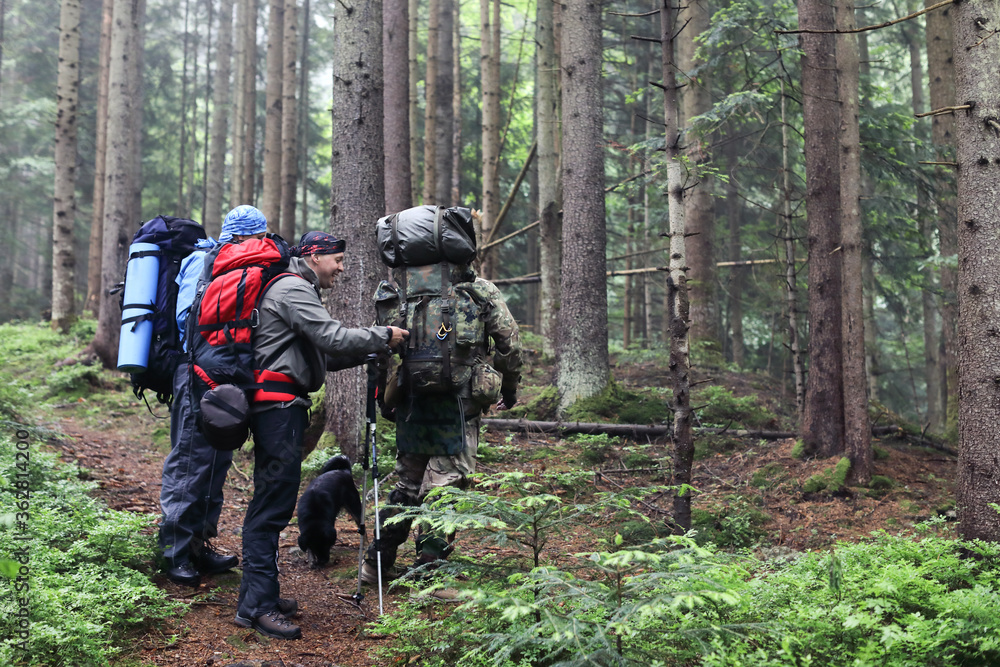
[42,355,957,667]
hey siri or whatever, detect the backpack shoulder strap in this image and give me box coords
[257,271,303,306]
[438,261,453,382]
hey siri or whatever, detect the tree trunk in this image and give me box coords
[93,0,140,368]
[241,0,258,203]
[199,0,213,219]
[781,84,805,422]
[178,0,191,216]
[299,0,311,235]
[537,0,560,358]
[835,0,871,484]
[433,0,454,204]
[384,0,412,213]
[479,0,501,279]
[905,1,944,432]
[857,21,880,403]
[206,0,234,238]
[85,0,112,316]
[660,0,693,531]
[557,0,608,413]
[926,0,957,434]
[799,0,844,457]
[52,0,82,333]
[624,67,641,349]
[231,0,247,205]
[324,0,384,461]
[130,0,147,221]
[262,0,284,229]
[422,0,439,204]
[679,0,718,352]
[954,0,1000,541]
[408,0,420,201]
[0,197,17,321]
[450,1,462,204]
[279,0,297,241]
[643,45,657,347]
[725,140,743,367]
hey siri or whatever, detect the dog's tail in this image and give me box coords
[318,454,352,476]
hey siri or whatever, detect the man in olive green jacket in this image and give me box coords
[234,231,407,640]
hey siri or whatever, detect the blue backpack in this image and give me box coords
[119,215,207,405]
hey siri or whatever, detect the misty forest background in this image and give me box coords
[5,0,1000,541]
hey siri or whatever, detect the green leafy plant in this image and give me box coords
[692,494,770,549]
[803,457,851,494]
[694,385,777,430]
[563,379,669,425]
[571,432,619,465]
[0,433,181,665]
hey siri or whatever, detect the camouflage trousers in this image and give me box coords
[394,415,480,501]
[366,415,479,570]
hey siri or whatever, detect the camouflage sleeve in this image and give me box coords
[477,278,522,393]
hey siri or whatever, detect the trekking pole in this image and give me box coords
[366,357,385,615]
[349,415,369,607]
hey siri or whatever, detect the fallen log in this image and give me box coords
[483,418,669,438]
[872,425,957,457]
[482,419,795,440]
[482,419,958,456]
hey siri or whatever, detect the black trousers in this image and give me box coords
[237,405,306,618]
[159,363,233,566]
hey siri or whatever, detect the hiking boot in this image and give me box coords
[360,561,399,585]
[165,561,201,587]
[278,597,298,616]
[233,609,301,640]
[234,598,298,628]
[195,543,238,575]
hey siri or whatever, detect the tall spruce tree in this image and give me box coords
[557,0,608,413]
[323,0,384,459]
[955,0,1000,541]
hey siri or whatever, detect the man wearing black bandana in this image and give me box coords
[233,230,407,640]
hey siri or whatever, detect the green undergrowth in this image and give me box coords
[370,483,1000,667]
[0,320,137,428]
[0,321,180,664]
[692,494,771,549]
[694,385,779,430]
[803,457,852,494]
[0,429,180,665]
[563,378,670,424]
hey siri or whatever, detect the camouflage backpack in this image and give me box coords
[375,263,490,395]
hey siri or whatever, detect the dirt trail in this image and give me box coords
[53,410,401,667]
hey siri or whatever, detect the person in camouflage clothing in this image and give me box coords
[361,263,522,585]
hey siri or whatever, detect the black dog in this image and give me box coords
[296,455,363,568]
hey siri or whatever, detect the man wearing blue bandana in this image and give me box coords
[160,205,270,587]
[159,204,268,588]
[233,230,408,640]
[218,203,269,243]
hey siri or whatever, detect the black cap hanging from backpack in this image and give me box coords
[199,384,251,451]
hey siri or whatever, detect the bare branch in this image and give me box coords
[915,104,972,118]
[776,0,953,35]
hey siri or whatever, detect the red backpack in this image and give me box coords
[188,235,299,449]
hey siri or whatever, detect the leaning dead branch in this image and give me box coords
[776,0,952,35]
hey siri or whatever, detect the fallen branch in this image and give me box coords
[480,219,541,252]
[483,141,537,247]
[485,419,957,455]
[776,0,952,35]
[484,419,795,440]
[485,418,671,438]
[872,425,957,457]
